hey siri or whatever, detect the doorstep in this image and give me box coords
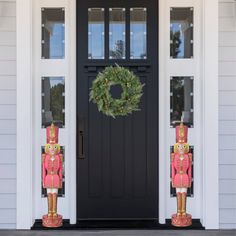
[31,219,205,230]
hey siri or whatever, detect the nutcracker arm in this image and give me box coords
[59,154,63,184]
[42,154,46,188]
[188,153,192,187]
[171,153,175,186]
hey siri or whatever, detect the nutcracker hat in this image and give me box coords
[175,122,188,143]
[46,123,59,144]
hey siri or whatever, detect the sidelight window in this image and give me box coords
[170,7,193,59]
[41,8,65,59]
[37,3,69,204]
[42,77,65,128]
[170,76,193,128]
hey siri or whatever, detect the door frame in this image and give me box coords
[76,0,159,220]
[16,0,219,229]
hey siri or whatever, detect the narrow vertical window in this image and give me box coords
[42,77,65,128]
[109,8,126,59]
[130,8,147,59]
[88,8,105,59]
[170,76,194,127]
[42,8,65,59]
[170,7,193,59]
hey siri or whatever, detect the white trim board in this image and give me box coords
[16,0,77,229]
[16,0,219,229]
[16,0,33,229]
[202,0,219,229]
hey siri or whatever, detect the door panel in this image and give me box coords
[77,0,158,220]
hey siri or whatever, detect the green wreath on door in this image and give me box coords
[89,64,144,118]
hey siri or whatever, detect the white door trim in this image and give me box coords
[16,0,33,229]
[16,0,77,229]
[16,0,219,229]
[202,0,219,229]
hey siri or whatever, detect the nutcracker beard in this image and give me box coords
[47,189,58,218]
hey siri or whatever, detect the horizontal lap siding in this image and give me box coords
[219,0,236,229]
[0,0,16,229]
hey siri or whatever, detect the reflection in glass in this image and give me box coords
[42,77,65,128]
[109,8,126,59]
[42,146,65,198]
[130,8,147,59]
[170,146,194,197]
[88,8,105,59]
[42,8,65,59]
[170,77,193,127]
[170,8,193,59]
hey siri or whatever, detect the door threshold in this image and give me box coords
[31,219,204,230]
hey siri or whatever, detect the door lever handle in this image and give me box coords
[78,117,85,159]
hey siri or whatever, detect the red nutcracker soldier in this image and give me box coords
[171,119,192,227]
[42,123,63,228]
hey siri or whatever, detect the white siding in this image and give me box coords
[219,0,236,229]
[0,0,16,229]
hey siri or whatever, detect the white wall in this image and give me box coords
[0,0,16,229]
[219,0,236,229]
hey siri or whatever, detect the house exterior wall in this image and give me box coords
[0,0,16,229]
[0,0,233,230]
[219,0,236,229]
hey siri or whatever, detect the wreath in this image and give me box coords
[89,64,144,118]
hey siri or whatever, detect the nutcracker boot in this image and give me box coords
[47,193,53,217]
[176,192,182,217]
[181,192,187,216]
[52,193,58,218]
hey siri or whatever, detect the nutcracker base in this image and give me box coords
[42,214,63,228]
[171,213,192,227]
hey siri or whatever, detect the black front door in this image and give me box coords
[77,0,158,220]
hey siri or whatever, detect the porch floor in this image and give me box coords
[0,230,235,236]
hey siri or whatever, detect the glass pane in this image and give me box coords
[170,7,193,59]
[42,77,65,128]
[88,8,105,59]
[130,8,147,59]
[42,8,65,59]
[170,76,193,127]
[170,146,194,197]
[109,8,126,59]
[42,146,65,198]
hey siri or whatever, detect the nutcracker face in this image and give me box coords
[45,143,60,155]
[174,142,189,154]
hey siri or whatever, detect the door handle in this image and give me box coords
[78,117,85,159]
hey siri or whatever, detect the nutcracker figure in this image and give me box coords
[42,123,63,228]
[171,121,192,227]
